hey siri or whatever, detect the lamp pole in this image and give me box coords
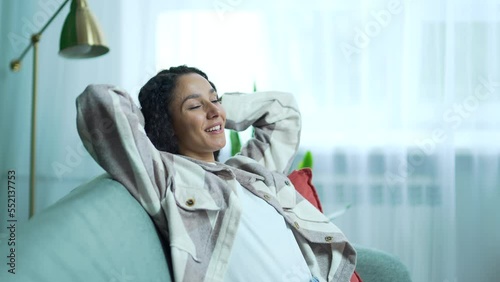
[29,35,40,218]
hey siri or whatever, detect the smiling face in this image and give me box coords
[169,73,226,162]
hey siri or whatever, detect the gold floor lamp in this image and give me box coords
[10,0,109,218]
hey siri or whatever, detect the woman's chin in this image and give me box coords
[214,139,227,150]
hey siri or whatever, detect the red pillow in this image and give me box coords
[287,168,363,282]
[351,271,362,282]
[288,168,323,212]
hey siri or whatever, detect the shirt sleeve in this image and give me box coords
[76,84,168,217]
[222,91,301,174]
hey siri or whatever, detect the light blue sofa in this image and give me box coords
[0,175,412,282]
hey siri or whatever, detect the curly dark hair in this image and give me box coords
[138,65,220,160]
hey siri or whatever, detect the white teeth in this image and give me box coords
[206,125,221,132]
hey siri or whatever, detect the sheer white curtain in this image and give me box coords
[2,1,499,281]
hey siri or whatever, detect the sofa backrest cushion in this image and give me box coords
[0,175,172,282]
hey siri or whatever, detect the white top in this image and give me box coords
[224,182,312,281]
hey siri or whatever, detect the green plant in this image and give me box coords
[297,151,313,169]
[230,131,241,156]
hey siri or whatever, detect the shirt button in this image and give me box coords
[263,194,271,201]
[285,180,291,185]
[294,221,300,229]
[325,236,333,242]
[186,199,195,206]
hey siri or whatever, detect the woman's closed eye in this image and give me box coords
[187,97,220,110]
[188,104,202,110]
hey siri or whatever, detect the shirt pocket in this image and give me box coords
[173,185,224,212]
[169,185,224,263]
[288,199,330,223]
[285,200,334,236]
[284,201,342,244]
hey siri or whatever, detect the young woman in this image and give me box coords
[76,65,356,282]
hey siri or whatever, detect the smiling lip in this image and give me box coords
[205,123,223,133]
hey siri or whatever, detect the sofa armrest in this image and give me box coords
[353,244,412,282]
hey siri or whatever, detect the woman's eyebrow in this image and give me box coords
[181,89,217,105]
[181,94,201,106]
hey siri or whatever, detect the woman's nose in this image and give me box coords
[207,103,220,119]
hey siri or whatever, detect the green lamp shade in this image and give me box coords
[59,0,109,58]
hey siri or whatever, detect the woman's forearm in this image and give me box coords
[223,91,302,173]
